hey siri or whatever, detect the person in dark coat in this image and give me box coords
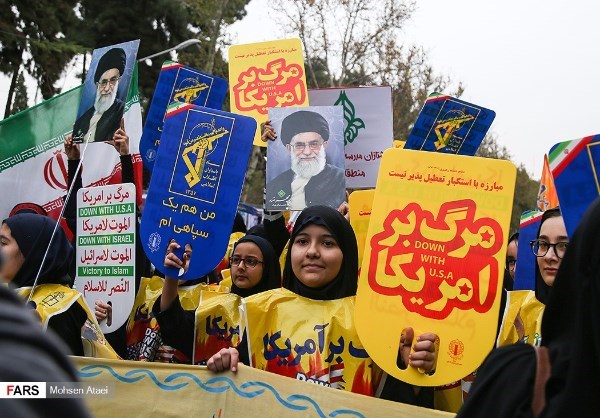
[266,110,346,210]
[0,284,90,417]
[456,200,597,418]
[72,47,126,143]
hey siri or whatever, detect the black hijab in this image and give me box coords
[540,199,600,417]
[230,234,281,298]
[232,212,247,234]
[3,214,73,288]
[457,205,585,418]
[534,207,562,304]
[282,205,358,300]
[503,232,518,291]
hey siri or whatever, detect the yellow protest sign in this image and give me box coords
[228,38,308,146]
[356,149,516,386]
[393,139,406,149]
[496,290,544,347]
[349,189,374,267]
[246,288,381,396]
[194,291,243,364]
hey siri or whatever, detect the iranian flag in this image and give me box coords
[0,66,143,228]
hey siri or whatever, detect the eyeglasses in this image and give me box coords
[230,256,263,268]
[290,140,323,152]
[505,258,516,272]
[529,240,569,259]
[96,76,121,88]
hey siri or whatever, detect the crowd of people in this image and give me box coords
[0,73,596,418]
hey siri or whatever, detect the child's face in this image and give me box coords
[291,224,343,289]
[231,242,264,289]
[0,223,25,283]
[536,216,568,287]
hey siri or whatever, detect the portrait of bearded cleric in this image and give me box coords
[73,41,138,143]
[266,108,346,211]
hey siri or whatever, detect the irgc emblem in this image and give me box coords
[173,76,209,104]
[181,118,229,189]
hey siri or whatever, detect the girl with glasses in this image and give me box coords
[531,208,568,304]
[500,232,519,292]
[151,234,281,363]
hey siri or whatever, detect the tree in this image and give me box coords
[0,0,81,117]
[0,0,24,118]
[511,165,540,232]
[273,0,414,87]
[74,0,250,112]
[75,0,194,109]
[233,0,462,205]
[379,43,463,140]
[180,0,250,74]
[9,71,28,115]
[270,0,461,140]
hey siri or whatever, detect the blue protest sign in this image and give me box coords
[140,103,255,280]
[404,92,495,156]
[513,210,542,291]
[549,135,600,237]
[140,61,228,170]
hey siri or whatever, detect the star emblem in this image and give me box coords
[480,230,493,243]
[458,282,471,296]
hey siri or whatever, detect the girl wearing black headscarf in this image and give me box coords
[152,234,281,363]
[0,213,87,355]
[230,235,281,297]
[209,206,437,407]
[540,201,597,417]
[282,205,358,300]
[533,208,567,305]
[456,201,594,417]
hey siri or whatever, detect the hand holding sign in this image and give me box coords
[164,239,192,277]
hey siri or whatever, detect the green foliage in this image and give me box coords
[9,71,28,115]
[181,0,250,73]
[512,164,540,232]
[240,146,267,206]
[381,44,464,141]
[0,0,81,115]
[75,0,194,108]
[71,0,250,111]
[0,0,541,224]
[475,133,512,160]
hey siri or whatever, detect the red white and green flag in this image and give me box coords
[547,134,600,237]
[0,66,143,226]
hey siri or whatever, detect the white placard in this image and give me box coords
[75,183,136,333]
[308,86,393,188]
